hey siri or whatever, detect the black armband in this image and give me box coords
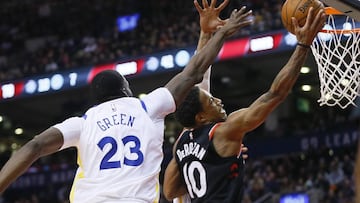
[297,42,311,49]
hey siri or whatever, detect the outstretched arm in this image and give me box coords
[218,7,326,141]
[0,127,64,193]
[195,0,229,93]
[164,22,214,203]
[195,32,212,92]
[165,5,253,107]
[164,0,230,200]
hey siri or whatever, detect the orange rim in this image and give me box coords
[319,7,360,34]
[324,7,343,15]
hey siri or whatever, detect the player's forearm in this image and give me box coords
[269,45,309,98]
[166,29,226,100]
[163,159,187,200]
[0,140,42,193]
[196,31,212,51]
[196,31,213,91]
[197,29,226,69]
[197,67,211,92]
[187,29,226,81]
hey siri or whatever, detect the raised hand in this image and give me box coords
[194,0,229,33]
[220,6,253,38]
[292,7,326,46]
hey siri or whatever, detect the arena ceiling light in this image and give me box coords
[14,128,23,135]
[301,85,312,92]
[300,66,310,74]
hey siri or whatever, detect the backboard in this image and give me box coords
[320,0,360,21]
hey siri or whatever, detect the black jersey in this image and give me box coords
[175,123,245,203]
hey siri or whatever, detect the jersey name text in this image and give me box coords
[96,113,136,131]
[176,142,206,161]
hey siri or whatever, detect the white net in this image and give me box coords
[311,15,360,109]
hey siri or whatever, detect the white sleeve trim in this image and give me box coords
[141,87,176,119]
[53,116,84,150]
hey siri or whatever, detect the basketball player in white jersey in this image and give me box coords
[0,4,253,203]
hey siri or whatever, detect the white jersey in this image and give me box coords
[54,88,175,203]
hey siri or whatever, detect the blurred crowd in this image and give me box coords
[0,0,283,82]
[0,0,358,203]
[241,146,356,203]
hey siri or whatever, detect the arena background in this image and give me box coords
[0,0,358,202]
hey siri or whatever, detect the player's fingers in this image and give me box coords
[216,0,229,11]
[304,7,315,28]
[237,6,247,15]
[314,9,326,31]
[194,0,203,13]
[210,0,216,8]
[242,154,249,159]
[240,9,253,20]
[230,8,238,18]
[202,0,209,8]
[291,17,299,30]
[237,19,253,28]
[241,146,248,152]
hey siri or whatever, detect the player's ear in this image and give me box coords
[195,112,207,124]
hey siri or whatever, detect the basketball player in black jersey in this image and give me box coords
[167,0,249,202]
[163,6,326,203]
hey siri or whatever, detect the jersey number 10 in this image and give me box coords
[183,161,207,198]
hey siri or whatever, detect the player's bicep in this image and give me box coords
[32,127,64,156]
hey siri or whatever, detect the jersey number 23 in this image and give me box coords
[97,135,144,170]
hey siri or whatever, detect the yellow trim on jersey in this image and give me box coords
[76,152,83,170]
[153,180,160,203]
[70,170,85,202]
[70,151,85,202]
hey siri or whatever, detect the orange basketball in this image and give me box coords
[281,0,324,34]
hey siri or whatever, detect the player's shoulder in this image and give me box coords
[143,87,172,101]
[141,87,176,116]
[90,97,141,109]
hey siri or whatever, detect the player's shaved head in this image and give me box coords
[90,70,133,104]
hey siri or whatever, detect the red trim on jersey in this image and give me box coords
[177,129,188,141]
[209,123,222,140]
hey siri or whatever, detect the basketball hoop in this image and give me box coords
[311,7,360,109]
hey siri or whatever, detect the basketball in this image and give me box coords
[281,0,324,34]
